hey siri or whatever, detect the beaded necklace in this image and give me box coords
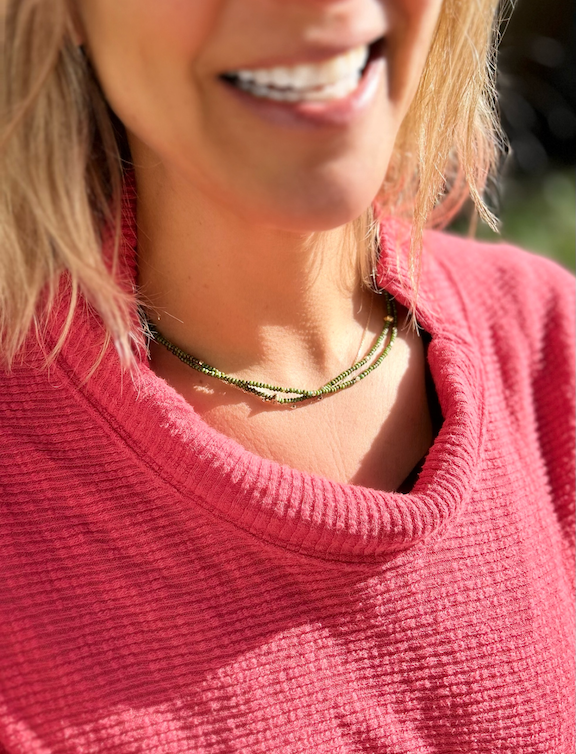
[145,291,397,405]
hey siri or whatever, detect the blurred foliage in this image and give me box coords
[451,169,576,271]
[450,0,575,273]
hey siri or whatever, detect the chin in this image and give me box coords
[239,167,386,233]
[275,205,370,233]
[263,189,382,233]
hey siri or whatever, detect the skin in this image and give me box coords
[76,0,444,491]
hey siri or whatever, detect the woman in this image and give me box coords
[0,0,574,752]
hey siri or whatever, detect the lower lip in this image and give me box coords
[219,57,385,130]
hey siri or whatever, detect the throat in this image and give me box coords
[145,292,397,407]
[147,308,435,493]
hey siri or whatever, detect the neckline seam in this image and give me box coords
[48,318,485,565]
[50,346,439,566]
[50,329,488,565]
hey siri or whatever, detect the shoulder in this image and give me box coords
[423,233,575,548]
[421,231,575,437]
[424,228,574,296]
[422,230,575,341]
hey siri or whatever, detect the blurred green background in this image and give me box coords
[450,0,576,272]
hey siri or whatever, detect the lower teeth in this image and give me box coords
[236,72,361,103]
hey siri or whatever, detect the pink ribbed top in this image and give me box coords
[0,183,574,752]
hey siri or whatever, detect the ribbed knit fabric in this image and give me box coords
[0,183,574,753]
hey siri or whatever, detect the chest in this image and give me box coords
[150,325,434,492]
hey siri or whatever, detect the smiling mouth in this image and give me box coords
[220,38,385,104]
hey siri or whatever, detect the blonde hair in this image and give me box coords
[1,0,508,368]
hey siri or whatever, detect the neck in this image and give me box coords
[135,164,379,387]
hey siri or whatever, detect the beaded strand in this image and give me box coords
[146,292,397,405]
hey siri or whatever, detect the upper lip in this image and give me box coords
[221,34,385,73]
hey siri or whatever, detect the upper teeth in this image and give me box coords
[228,45,369,100]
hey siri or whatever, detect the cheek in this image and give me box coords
[386,0,444,103]
[123,0,224,53]
[78,0,222,124]
[79,0,222,52]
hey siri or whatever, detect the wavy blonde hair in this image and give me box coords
[1,0,508,368]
